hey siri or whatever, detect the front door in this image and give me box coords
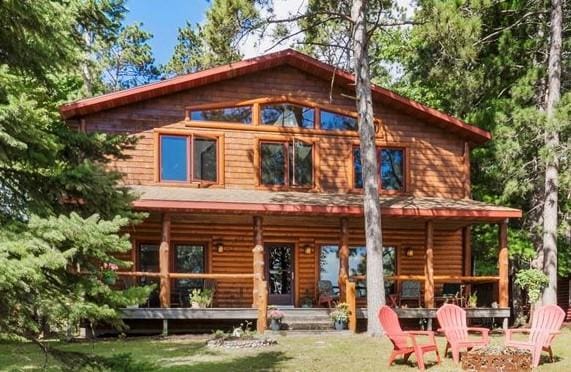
[266,243,294,306]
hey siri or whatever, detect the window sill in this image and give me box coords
[256,185,317,192]
[154,182,224,189]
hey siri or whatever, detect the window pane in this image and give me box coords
[261,143,285,185]
[320,111,357,131]
[353,147,363,188]
[261,104,314,128]
[174,244,205,304]
[289,141,313,186]
[193,138,217,182]
[160,136,188,181]
[319,245,339,289]
[380,149,404,191]
[138,244,159,272]
[348,246,398,296]
[191,107,252,124]
[383,247,396,294]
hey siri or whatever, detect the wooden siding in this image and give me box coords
[84,65,467,198]
[128,214,464,308]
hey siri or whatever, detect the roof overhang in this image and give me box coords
[130,186,522,221]
[59,49,491,145]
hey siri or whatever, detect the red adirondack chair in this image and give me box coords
[436,304,490,363]
[505,304,565,367]
[378,305,441,371]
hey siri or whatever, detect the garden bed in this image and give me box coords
[206,337,277,349]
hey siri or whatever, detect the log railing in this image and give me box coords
[349,275,500,283]
[116,271,269,334]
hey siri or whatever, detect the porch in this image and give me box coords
[116,187,519,334]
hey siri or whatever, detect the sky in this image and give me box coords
[123,0,307,66]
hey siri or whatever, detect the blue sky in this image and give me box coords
[124,0,210,66]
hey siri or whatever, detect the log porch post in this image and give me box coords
[159,213,171,309]
[424,221,435,308]
[463,226,472,297]
[252,216,264,307]
[498,220,509,308]
[339,217,349,301]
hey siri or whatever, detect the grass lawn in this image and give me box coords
[1,328,571,371]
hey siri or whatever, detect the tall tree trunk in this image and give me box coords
[351,0,385,336]
[542,0,562,305]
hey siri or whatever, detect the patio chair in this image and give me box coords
[398,281,422,307]
[437,283,465,307]
[436,304,490,363]
[378,305,440,371]
[504,304,565,367]
[317,280,339,308]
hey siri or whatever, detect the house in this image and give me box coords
[60,49,521,333]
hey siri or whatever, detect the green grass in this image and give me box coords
[1,328,570,371]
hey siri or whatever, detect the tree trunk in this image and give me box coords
[351,0,385,336]
[542,0,562,305]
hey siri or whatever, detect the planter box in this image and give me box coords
[461,346,531,372]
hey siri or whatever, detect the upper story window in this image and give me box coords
[260,139,313,187]
[353,147,405,191]
[261,104,315,129]
[160,134,218,183]
[320,110,358,131]
[191,106,252,124]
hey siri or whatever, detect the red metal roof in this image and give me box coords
[59,49,491,144]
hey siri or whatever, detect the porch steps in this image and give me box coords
[279,308,333,331]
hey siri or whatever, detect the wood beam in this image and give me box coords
[499,220,509,308]
[424,221,434,308]
[159,213,171,308]
[252,216,264,307]
[463,226,472,296]
[346,281,357,332]
[339,217,349,301]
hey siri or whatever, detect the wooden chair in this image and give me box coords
[399,281,422,307]
[317,280,339,308]
[436,304,490,363]
[378,305,440,371]
[437,283,465,307]
[505,304,565,367]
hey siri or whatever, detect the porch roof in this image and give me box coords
[130,185,521,221]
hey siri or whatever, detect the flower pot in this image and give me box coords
[191,302,201,309]
[270,318,281,331]
[334,320,347,330]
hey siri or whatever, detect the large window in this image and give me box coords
[160,135,218,183]
[137,243,160,307]
[353,147,405,191]
[191,106,252,124]
[261,104,315,128]
[173,244,206,307]
[319,245,340,289]
[260,139,313,187]
[320,110,358,131]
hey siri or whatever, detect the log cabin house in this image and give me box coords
[60,49,522,333]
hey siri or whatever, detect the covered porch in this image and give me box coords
[117,186,520,334]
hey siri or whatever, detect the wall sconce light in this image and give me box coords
[303,245,313,255]
[214,240,224,253]
[404,247,414,257]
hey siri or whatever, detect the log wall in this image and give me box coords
[82,65,468,198]
[128,214,464,308]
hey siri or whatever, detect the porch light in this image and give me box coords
[303,245,313,255]
[214,240,224,253]
[404,247,414,257]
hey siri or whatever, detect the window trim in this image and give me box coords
[256,136,317,190]
[351,144,408,194]
[154,129,224,187]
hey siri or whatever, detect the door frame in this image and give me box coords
[265,242,296,306]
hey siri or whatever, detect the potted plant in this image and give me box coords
[268,307,285,331]
[330,302,350,330]
[101,262,119,285]
[467,291,478,308]
[190,288,214,308]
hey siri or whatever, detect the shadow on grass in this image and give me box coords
[50,349,157,372]
[188,351,291,372]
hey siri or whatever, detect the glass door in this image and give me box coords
[266,243,294,306]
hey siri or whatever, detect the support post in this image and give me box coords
[424,221,434,308]
[346,281,357,333]
[339,217,349,301]
[499,220,509,308]
[162,319,168,337]
[159,213,171,308]
[257,280,268,334]
[252,216,264,307]
[463,226,472,297]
